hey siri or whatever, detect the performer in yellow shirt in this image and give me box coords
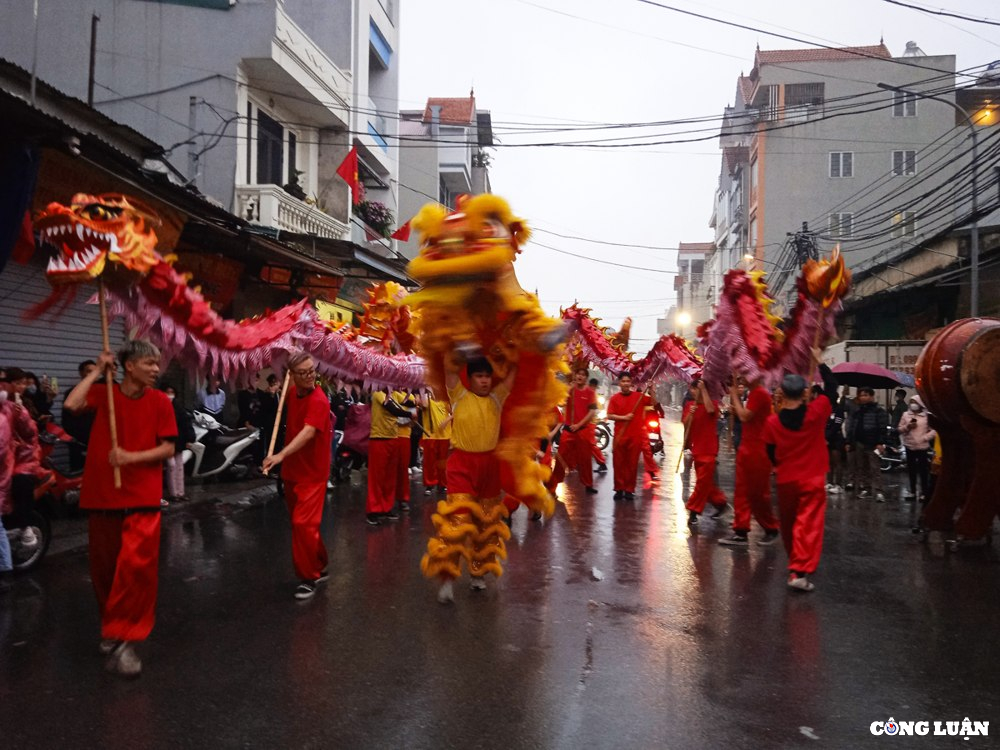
[419,394,452,497]
[366,391,410,526]
[391,391,416,512]
[421,357,515,603]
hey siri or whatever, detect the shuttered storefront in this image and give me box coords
[0,256,123,423]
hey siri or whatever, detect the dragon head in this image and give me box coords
[407,194,530,285]
[35,193,161,285]
[803,245,851,308]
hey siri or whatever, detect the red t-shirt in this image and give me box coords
[763,396,832,484]
[683,398,720,457]
[739,386,773,451]
[564,386,597,426]
[607,391,649,443]
[283,386,332,484]
[81,384,178,510]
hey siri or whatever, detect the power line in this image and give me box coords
[880,0,1000,27]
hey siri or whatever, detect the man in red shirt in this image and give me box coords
[64,341,177,678]
[548,368,599,495]
[683,379,728,526]
[762,356,838,592]
[719,377,780,547]
[606,373,649,501]
[263,351,333,600]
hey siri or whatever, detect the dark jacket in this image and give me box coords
[849,402,888,448]
[825,401,846,449]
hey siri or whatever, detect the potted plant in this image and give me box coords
[354,199,394,238]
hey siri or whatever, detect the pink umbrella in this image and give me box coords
[831,362,902,389]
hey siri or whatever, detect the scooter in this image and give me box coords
[182,410,259,480]
[594,419,612,452]
[647,415,664,455]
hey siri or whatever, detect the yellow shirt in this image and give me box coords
[448,381,510,453]
[422,399,452,441]
[392,391,413,439]
[370,391,398,439]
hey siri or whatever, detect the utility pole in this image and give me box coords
[87,14,100,107]
[788,221,819,265]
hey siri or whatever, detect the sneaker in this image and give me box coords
[160,498,170,508]
[787,574,815,592]
[294,581,317,600]
[20,527,38,549]
[99,639,119,656]
[584,486,598,495]
[845,483,855,491]
[595,463,608,474]
[718,534,749,547]
[710,503,730,520]
[326,480,334,490]
[857,489,871,499]
[315,570,330,584]
[424,488,434,496]
[366,513,381,526]
[875,492,886,503]
[825,483,835,491]
[687,511,699,526]
[385,509,401,521]
[613,490,624,501]
[437,579,454,604]
[624,492,635,501]
[832,485,843,495]
[105,641,142,678]
[470,577,487,591]
[400,502,411,512]
[757,529,780,547]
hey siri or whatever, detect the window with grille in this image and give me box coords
[892,150,916,176]
[891,211,917,238]
[829,152,854,178]
[892,91,917,117]
[829,213,854,238]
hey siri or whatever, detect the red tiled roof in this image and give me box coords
[423,96,476,125]
[755,43,891,68]
[737,75,754,105]
[678,242,715,255]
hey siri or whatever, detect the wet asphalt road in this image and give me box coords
[2,416,998,749]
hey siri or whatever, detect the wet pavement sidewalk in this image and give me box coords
[2,416,998,749]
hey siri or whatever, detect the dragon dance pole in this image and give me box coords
[98,280,122,489]
[262,370,291,476]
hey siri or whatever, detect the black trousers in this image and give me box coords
[906,449,930,496]
[10,474,37,529]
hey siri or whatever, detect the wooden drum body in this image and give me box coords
[916,318,1000,538]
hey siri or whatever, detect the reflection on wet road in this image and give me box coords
[2,416,998,748]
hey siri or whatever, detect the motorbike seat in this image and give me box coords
[213,428,256,448]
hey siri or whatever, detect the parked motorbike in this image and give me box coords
[182,410,259,480]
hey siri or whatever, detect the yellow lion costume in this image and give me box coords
[408,194,567,583]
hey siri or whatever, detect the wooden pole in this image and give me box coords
[675,403,696,474]
[262,370,290,476]
[98,281,121,489]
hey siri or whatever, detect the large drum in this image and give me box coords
[916,318,1000,426]
[916,317,1000,540]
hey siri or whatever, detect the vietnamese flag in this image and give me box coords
[336,146,361,204]
[390,220,411,242]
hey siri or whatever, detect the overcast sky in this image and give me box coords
[397,0,999,349]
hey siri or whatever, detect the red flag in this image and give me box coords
[390,220,411,242]
[335,146,361,204]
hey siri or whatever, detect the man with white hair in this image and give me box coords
[263,351,332,600]
[65,340,177,677]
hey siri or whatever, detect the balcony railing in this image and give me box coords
[236,185,348,239]
[350,216,392,255]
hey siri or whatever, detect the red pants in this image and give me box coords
[284,480,328,581]
[612,438,642,492]
[447,449,501,498]
[591,443,606,465]
[733,447,779,533]
[685,456,727,513]
[421,438,449,488]
[395,436,411,502]
[777,479,827,574]
[88,511,161,642]
[642,438,657,476]
[548,431,594,490]
[367,439,403,514]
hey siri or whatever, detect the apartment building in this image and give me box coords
[2,0,402,264]
[710,42,961,310]
[396,94,494,259]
